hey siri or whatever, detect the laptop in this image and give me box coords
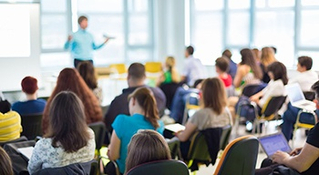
[285,83,316,111]
[258,132,292,158]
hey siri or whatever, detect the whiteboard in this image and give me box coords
[0,3,41,91]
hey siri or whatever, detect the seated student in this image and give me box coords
[215,56,232,88]
[12,76,46,115]
[42,68,102,134]
[168,79,203,124]
[0,147,13,175]
[104,63,166,132]
[77,61,103,104]
[28,91,95,174]
[281,56,318,141]
[255,80,319,175]
[222,49,237,81]
[0,98,22,142]
[106,87,164,174]
[176,78,232,159]
[156,56,180,86]
[125,130,171,173]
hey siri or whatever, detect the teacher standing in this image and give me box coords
[64,16,110,68]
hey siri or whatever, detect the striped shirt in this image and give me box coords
[0,111,22,141]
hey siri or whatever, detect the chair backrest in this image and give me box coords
[145,62,162,73]
[242,84,264,97]
[167,138,181,159]
[126,159,189,175]
[219,125,232,150]
[33,159,96,175]
[109,64,126,74]
[182,92,200,125]
[261,96,286,119]
[0,136,28,147]
[187,132,210,161]
[88,122,107,150]
[303,91,316,101]
[21,113,43,140]
[214,135,259,175]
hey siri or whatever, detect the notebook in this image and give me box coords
[258,132,292,158]
[164,123,185,133]
[17,146,34,160]
[285,83,316,111]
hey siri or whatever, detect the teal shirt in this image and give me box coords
[111,114,164,173]
[64,29,104,60]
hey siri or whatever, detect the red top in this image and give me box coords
[219,74,232,88]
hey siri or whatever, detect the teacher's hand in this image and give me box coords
[67,35,73,41]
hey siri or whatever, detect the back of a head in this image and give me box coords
[129,87,159,128]
[267,61,288,85]
[125,130,171,173]
[0,99,11,113]
[215,56,230,73]
[128,63,146,81]
[222,49,232,59]
[201,78,227,115]
[261,47,276,66]
[165,56,176,70]
[47,91,90,153]
[240,48,262,79]
[77,61,98,89]
[311,81,319,99]
[298,56,313,70]
[0,147,13,175]
[186,46,194,55]
[21,76,38,95]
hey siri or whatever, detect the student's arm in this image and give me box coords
[233,65,245,88]
[272,143,319,173]
[176,121,197,142]
[249,91,263,104]
[27,141,44,174]
[107,130,121,160]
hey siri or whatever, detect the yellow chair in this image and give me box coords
[145,62,162,73]
[182,93,200,125]
[109,64,126,74]
[292,109,317,148]
[95,67,112,79]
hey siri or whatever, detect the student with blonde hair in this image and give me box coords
[106,87,164,174]
[125,130,171,173]
[260,47,276,83]
[157,56,180,86]
[0,147,13,175]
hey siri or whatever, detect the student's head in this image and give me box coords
[215,56,229,74]
[127,63,146,86]
[271,46,277,54]
[0,99,11,113]
[193,79,204,89]
[185,45,194,58]
[297,56,313,72]
[0,147,13,175]
[77,61,98,90]
[125,130,171,173]
[252,48,261,62]
[165,56,175,71]
[21,76,38,95]
[78,16,88,29]
[201,78,227,115]
[128,87,159,129]
[261,47,276,66]
[46,91,90,153]
[311,81,319,101]
[267,61,288,85]
[240,48,262,79]
[222,49,232,60]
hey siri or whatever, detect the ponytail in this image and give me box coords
[129,87,159,129]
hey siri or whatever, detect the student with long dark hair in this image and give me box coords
[125,130,171,173]
[28,91,95,174]
[107,87,164,174]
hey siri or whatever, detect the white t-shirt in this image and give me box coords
[288,70,318,92]
[182,56,207,86]
[259,79,285,107]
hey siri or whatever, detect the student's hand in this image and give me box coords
[290,147,302,156]
[272,151,290,164]
[67,35,73,41]
[250,95,259,103]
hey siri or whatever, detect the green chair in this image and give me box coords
[21,113,43,140]
[214,135,259,175]
[88,122,108,155]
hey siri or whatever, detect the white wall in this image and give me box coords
[0,3,41,91]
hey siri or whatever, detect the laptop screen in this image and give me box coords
[259,132,291,157]
[285,83,305,103]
